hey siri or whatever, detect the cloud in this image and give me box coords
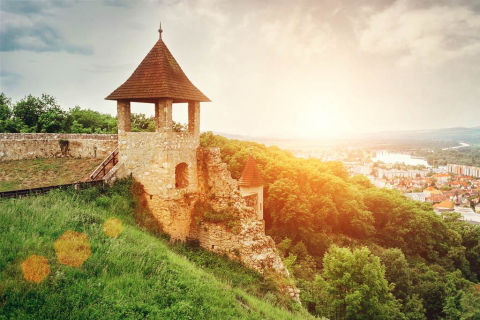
[357,0,480,66]
[0,21,93,54]
[0,70,22,87]
[1,0,80,15]
[102,0,134,7]
[0,2,92,54]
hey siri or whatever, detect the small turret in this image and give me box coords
[239,153,264,220]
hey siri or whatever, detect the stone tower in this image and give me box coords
[239,154,264,220]
[106,26,209,203]
[104,27,296,296]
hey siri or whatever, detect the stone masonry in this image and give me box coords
[0,133,117,161]
[105,26,299,300]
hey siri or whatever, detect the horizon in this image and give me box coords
[1,0,480,139]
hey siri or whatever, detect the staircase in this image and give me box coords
[90,147,119,181]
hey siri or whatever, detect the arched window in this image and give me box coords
[175,162,189,189]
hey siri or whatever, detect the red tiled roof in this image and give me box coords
[433,200,454,210]
[106,37,210,102]
[239,155,264,188]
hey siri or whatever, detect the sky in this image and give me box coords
[1,0,479,139]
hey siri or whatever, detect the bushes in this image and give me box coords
[201,132,480,319]
[192,200,241,233]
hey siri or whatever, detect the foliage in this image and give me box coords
[4,94,69,133]
[0,93,187,134]
[312,246,403,320]
[414,146,480,167]
[0,179,312,319]
[68,106,117,134]
[201,131,480,319]
[192,200,241,233]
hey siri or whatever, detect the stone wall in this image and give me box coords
[117,144,299,301]
[0,133,118,161]
[240,185,264,220]
[118,131,199,199]
[192,148,290,278]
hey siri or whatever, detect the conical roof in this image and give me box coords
[239,155,264,188]
[106,36,210,103]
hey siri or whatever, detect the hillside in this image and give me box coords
[0,179,312,320]
[201,132,480,319]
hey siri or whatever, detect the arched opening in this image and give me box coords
[175,162,189,189]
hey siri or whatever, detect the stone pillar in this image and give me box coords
[117,100,131,133]
[188,101,200,137]
[154,101,161,132]
[156,99,173,131]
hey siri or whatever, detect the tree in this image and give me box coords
[0,93,20,132]
[380,248,412,302]
[313,246,404,320]
[68,106,117,133]
[12,94,68,132]
[0,93,12,121]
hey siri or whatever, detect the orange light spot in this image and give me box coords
[21,254,50,283]
[54,230,91,267]
[103,217,123,238]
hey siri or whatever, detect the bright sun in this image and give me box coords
[297,99,346,139]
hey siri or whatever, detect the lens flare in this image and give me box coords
[21,254,50,283]
[54,230,91,267]
[103,217,123,238]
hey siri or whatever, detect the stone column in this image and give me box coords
[154,101,161,132]
[156,99,173,131]
[188,101,200,137]
[117,100,131,134]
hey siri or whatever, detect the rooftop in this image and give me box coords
[239,155,264,188]
[106,27,210,103]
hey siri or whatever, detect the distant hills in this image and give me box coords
[215,126,480,148]
[361,126,480,145]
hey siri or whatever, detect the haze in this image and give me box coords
[1,0,480,139]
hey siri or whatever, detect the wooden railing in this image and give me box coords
[90,147,119,180]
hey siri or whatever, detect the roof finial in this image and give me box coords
[158,21,163,39]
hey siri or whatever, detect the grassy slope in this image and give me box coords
[0,181,312,320]
[0,158,100,192]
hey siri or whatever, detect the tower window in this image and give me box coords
[175,162,189,188]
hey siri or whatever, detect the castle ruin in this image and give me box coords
[105,25,298,299]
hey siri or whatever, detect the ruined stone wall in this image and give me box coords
[0,133,118,161]
[121,145,299,300]
[191,148,290,278]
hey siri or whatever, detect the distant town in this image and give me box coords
[286,146,480,224]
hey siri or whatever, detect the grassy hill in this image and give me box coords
[0,179,312,320]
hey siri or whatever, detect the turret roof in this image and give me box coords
[239,155,264,188]
[106,30,210,103]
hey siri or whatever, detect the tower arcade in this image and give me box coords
[106,25,210,199]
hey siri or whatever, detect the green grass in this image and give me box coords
[0,179,313,320]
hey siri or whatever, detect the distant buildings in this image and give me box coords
[404,192,426,202]
[447,164,480,178]
[433,200,455,212]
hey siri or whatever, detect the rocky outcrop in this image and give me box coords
[193,148,295,291]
